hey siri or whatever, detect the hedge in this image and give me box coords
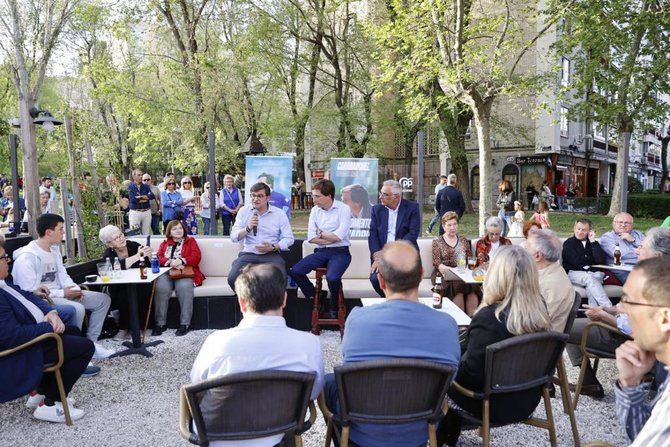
[597,194,670,219]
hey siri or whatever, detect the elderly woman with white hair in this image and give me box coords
[98,225,153,331]
[636,227,670,260]
[475,216,512,265]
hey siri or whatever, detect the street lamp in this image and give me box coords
[6,106,63,237]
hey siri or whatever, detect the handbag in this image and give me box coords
[169,265,195,280]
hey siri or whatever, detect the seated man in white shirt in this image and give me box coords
[11,213,113,360]
[191,263,324,446]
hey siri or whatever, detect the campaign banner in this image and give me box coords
[330,158,378,238]
[245,156,293,217]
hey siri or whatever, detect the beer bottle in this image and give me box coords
[432,275,443,309]
[139,259,148,280]
[613,245,621,266]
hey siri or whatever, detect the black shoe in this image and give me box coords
[569,383,604,398]
[547,382,556,398]
[151,325,164,336]
[175,325,190,336]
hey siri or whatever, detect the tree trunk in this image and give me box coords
[18,97,40,238]
[64,117,87,259]
[471,101,494,236]
[608,128,632,216]
[659,131,669,193]
[437,102,474,213]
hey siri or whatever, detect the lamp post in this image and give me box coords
[7,106,63,237]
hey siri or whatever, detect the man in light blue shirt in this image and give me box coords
[324,241,460,447]
[426,175,448,234]
[599,212,644,284]
[191,263,324,447]
[228,182,294,292]
[290,179,351,317]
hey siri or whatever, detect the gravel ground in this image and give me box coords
[0,329,628,447]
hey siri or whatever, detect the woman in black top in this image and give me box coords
[98,225,153,331]
[438,245,551,445]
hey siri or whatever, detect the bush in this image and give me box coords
[628,176,644,193]
[597,194,670,219]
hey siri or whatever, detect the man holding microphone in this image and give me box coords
[228,182,295,292]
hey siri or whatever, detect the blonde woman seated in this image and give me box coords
[432,211,479,315]
[437,245,551,445]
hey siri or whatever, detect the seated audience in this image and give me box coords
[368,180,420,297]
[432,212,479,315]
[326,241,460,447]
[191,263,324,447]
[12,214,113,360]
[614,256,670,445]
[562,218,612,307]
[525,229,575,332]
[229,182,294,291]
[0,237,93,422]
[99,225,153,331]
[599,212,644,284]
[438,245,551,446]
[154,220,204,336]
[475,216,512,264]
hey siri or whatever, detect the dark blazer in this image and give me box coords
[562,236,607,273]
[0,281,55,403]
[435,185,465,219]
[102,240,149,270]
[368,200,421,258]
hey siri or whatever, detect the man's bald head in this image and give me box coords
[613,212,634,233]
[377,241,423,294]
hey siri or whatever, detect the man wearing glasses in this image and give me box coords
[613,256,670,445]
[600,213,645,284]
[142,174,162,235]
[127,169,155,235]
[228,182,294,292]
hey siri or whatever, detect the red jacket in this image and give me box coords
[555,183,566,196]
[157,236,205,286]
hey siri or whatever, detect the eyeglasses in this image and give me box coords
[251,193,267,199]
[0,254,11,262]
[110,233,125,242]
[183,181,192,184]
[167,182,176,186]
[614,221,633,226]
[620,295,666,309]
[142,179,151,182]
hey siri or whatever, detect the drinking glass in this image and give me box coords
[456,254,467,273]
[97,262,111,283]
[467,257,477,270]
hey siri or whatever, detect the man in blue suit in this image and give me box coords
[435,174,465,235]
[0,239,93,423]
[368,180,421,297]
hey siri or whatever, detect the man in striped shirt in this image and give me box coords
[614,255,670,446]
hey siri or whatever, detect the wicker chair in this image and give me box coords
[572,321,632,411]
[179,370,317,447]
[318,358,456,447]
[0,332,74,425]
[450,332,569,447]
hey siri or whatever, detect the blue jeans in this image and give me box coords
[427,211,440,233]
[202,217,211,235]
[151,213,161,235]
[55,304,77,327]
[290,247,351,306]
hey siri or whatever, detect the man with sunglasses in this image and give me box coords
[600,213,645,284]
[228,182,294,292]
[614,256,670,445]
[127,169,155,235]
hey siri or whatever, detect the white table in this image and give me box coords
[360,297,471,326]
[446,267,484,285]
[87,267,170,358]
[592,264,634,272]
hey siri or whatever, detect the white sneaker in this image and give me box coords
[26,393,76,410]
[93,342,115,359]
[33,402,85,423]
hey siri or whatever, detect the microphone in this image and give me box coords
[252,209,258,236]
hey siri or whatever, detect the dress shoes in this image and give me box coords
[175,325,190,336]
[569,383,605,398]
[151,325,165,336]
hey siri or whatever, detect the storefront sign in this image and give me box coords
[516,156,549,165]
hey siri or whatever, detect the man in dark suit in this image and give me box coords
[0,238,93,423]
[368,180,421,296]
[435,174,465,235]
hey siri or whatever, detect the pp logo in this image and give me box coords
[399,177,413,192]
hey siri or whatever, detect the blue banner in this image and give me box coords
[245,156,293,217]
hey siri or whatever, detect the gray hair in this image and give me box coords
[447,174,457,185]
[234,264,287,313]
[485,216,504,230]
[99,225,122,244]
[527,229,562,263]
[382,180,402,195]
[645,227,670,256]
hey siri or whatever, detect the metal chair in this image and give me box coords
[572,321,632,411]
[179,370,317,447]
[450,332,569,447]
[0,332,74,425]
[317,358,456,447]
[311,267,345,336]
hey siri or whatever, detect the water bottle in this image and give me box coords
[104,257,113,277]
[151,253,160,274]
[113,258,122,278]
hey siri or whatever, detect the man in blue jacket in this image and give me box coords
[368,180,421,297]
[0,238,93,423]
[435,174,465,235]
